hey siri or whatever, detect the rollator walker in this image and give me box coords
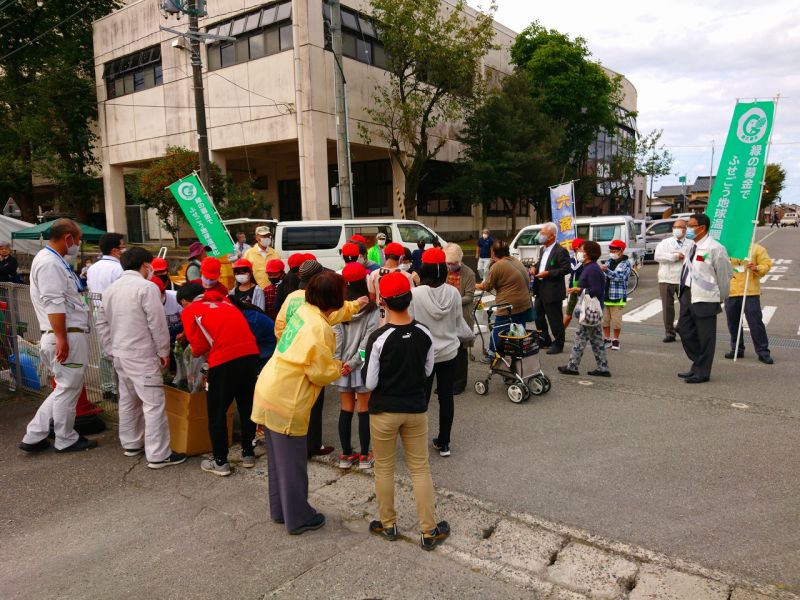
[472,295,551,403]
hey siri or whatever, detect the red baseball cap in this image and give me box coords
[342,262,367,283]
[266,259,285,274]
[303,253,317,261]
[152,257,168,272]
[232,258,253,271]
[341,242,360,257]
[422,248,446,264]
[609,240,626,251]
[201,257,221,279]
[151,276,166,293]
[384,242,405,257]
[571,238,585,251]
[380,271,411,299]
[287,253,305,269]
[350,234,367,245]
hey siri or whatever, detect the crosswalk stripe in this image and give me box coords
[744,306,776,330]
[622,299,663,323]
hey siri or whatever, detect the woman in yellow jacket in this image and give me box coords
[251,271,346,535]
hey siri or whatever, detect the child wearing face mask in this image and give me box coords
[230,258,265,311]
[563,238,586,329]
[367,242,415,326]
[601,240,632,351]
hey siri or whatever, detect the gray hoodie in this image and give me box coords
[333,306,380,370]
[410,284,464,363]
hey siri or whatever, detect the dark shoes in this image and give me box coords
[148,452,187,469]
[557,366,579,376]
[55,436,98,453]
[758,355,774,364]
[678,371,694,379]
[685,376,710,384]
[545,345,563,355]
[289,513,326,535]
[19,439,50,453]
[587,369,611,377]
[420,521,450,551]
[369,520,399,541]
[309,445,334,457]
[662,335,676,343]
[537,337,552,348]
[724,350,744,359]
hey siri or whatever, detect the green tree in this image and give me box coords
[636,130,674,214]
[133,147,226,245]
[510,22,622,183]
[448,72,563,231]
[359,0,497,218]
[0,0,121,222]
[763,163,786,205]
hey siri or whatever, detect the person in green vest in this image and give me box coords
[367,233,387,267]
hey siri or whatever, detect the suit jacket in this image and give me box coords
[534,243,571,303]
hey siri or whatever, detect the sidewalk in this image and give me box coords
[2,399,795,600]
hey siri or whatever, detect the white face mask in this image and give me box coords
[377,239,386,247]
[235,273,250,284]
[398,263,410,272]
[259,237,272,248]
[673,228,685,239]
[610,252,621,260]
[201,276,218,289]
[576,251,585,262]
[66,237,80,257]
[482,234,489,239]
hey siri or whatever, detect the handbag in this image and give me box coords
[577,291,603,327]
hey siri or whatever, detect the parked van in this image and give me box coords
[510,216,645,266]
[272,219,446,270]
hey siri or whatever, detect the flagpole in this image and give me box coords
[733,94,781,363]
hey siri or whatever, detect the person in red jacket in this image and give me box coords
[177,282,260,476]
[198,257,230,296]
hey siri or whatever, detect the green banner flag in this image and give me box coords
[706,100,775,259]
[168,173,234,257]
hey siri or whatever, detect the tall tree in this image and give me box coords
[510,22,622,183]
[360,0,497,218]
[635,130,674,215]
[0,0,119,222]
[448,72,563,231]
[763,163,786,205]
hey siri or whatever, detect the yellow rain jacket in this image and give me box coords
[729,243,772,297]
[274,289,361,340]
[251,303,341,435]
[243,245,281,288]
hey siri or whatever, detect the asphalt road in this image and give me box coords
[321,226,800,591]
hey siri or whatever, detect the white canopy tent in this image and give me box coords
[0,214,45,255]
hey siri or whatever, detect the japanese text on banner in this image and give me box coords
[167,173,234,258]
[549,182,577,248]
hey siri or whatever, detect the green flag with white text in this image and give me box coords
[706,100,775,259]
[168,173,234,257]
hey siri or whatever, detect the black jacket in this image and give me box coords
[534,243,571,303]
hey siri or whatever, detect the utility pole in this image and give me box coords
[188,0,211,194]
[329,0,353,219]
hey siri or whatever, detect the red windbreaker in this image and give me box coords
[180,291,258,367]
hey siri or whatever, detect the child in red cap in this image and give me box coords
[563,238,586,329]
[263,258,285,320]
[362,271,450,551]
[367,242,415,325]
[333,262,380,470]
[601,240,632,350]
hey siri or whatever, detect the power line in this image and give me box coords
[0,4,90,62]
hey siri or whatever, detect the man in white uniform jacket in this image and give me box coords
[97,247,186,469]
[19,219,96,453]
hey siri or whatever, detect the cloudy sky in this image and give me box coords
[481,0,800,201]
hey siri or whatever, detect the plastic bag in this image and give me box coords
[508,323,527,337]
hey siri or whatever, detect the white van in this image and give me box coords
[510,216,645,266]
[272,219,446,270]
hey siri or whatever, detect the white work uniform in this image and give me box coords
[97,271,172,462]
[23,246,90,450]
[86,255,123,301]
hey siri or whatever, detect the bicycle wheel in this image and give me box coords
[627,269,639,294]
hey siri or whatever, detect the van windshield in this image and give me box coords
[515,228,543,246]
[397,223,436,244]
[591,224,622,242]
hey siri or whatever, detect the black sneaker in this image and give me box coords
[369,520,399,541]
[19,439,50,453]
[420,521,450,551]
[55,436,98,453]
[148,452,187,469]
[289,512,326,535]
[432,438,451,457]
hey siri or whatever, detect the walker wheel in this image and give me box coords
[474,380,488,396]
[507,383,527,403]
[528,376,546,396]
[541,375,551,393]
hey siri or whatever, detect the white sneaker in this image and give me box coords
[201,458,231,476]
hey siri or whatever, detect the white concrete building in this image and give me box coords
[92,0,642,241]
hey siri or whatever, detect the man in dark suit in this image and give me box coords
[532,222,571,355]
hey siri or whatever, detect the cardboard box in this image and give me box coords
[163,386,233,456]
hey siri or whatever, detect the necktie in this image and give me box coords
[680,245,696,292]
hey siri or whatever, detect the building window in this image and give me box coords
[104,45,163,99]
[486,198,529,217]
[323,5,387,70]
[417,160,470,216]
[352,160,393,217]
[205,1,292,72]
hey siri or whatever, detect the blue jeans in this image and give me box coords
[489,311,530,356]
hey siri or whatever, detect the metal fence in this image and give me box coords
[0,283,118,420]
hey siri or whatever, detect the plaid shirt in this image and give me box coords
[263,282,279,320]
[604,257,632,302]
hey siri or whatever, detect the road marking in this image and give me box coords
[744,306,776,330]
[797,323,800,336]
[622,299,662,323]
[762,286,800,292]
[731,402,749,409]
[756,228,781,244]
